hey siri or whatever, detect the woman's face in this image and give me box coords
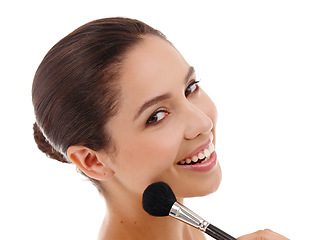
[105,36,221,199]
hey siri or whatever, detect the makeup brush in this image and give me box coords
[142,181,237,240]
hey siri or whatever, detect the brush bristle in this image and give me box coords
[142,181,177,217]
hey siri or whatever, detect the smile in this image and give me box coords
[178,143,215,165]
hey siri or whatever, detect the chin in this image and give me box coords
[174,167,222,198]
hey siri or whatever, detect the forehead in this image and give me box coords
[119,36,190,102]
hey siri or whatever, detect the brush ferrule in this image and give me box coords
[169,202,210,232]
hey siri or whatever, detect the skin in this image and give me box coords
[67,36,288,240]
[238,229,290,240]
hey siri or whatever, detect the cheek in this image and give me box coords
[114,128,182,190]
[130,131,179,164]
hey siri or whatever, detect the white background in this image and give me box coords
[1,1,327,239]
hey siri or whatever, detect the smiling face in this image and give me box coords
[105,35,221,199]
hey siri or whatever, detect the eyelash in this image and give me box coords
[146,109,169,125]
[146,80,200,126]
[185,80,200,97]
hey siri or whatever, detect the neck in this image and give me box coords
[97,185,205,240]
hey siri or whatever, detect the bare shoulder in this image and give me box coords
[238,229,289,240]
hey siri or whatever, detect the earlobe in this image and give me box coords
[67,145,114,180]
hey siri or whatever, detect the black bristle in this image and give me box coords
[142,182,177,217]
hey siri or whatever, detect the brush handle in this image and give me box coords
[205,224,237,240]
[169,202,236,240]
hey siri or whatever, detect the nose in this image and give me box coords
[183,102,214,140]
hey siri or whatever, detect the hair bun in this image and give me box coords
[33,123,70,164]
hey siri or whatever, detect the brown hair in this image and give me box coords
[32,17,166,193]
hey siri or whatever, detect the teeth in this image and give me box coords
[179,143,215,165]
[202,157,209,163]
[204,149,211,158]
[191,156,198,162]
[209,143,215,153]
[198,152,205,159]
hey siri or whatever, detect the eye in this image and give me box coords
[185,80,200,97]
[146,110,169,125]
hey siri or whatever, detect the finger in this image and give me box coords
[262,229,290,239]
[238,229,290,240]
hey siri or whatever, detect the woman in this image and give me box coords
[32,17,288,240]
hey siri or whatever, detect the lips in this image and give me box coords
[178,150,217,172]
[178,143,215,165]
[176,138,217,172]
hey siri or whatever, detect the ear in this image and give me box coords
[67,145,114,181]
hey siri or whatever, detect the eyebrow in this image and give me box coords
[185,66,195,84]
[134,66,195,121]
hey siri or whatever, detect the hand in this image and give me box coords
[238,229,289,240]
